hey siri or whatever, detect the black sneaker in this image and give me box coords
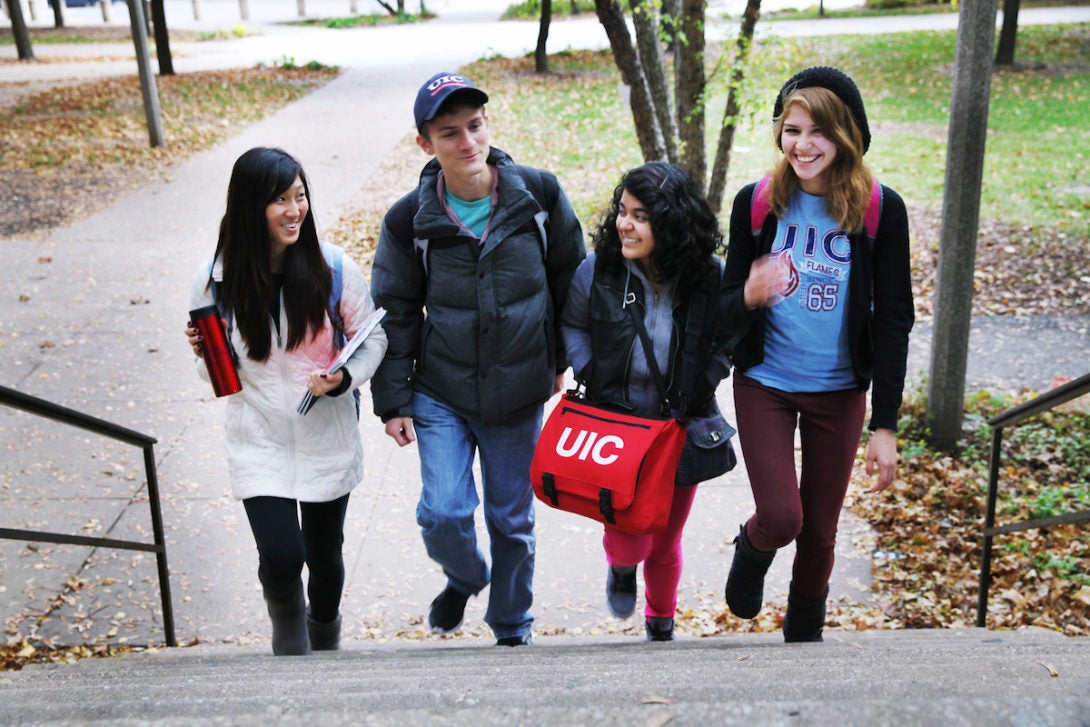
[645,617,675,642]
[496,633,533,647]
[428,586,470,634]
[606,565,637,619]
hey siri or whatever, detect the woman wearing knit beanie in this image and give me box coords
[719,67,914,642]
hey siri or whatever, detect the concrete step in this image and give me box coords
[2,628,1088,725]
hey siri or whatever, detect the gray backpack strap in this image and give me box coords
[517,165,558,265]
[413,238,430,278]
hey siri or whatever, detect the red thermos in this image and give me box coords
[189,305,242,397]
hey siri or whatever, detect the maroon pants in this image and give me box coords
[732,374,866,600]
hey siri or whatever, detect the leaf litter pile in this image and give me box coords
[0,64,337,238]
[3,55,1088,671]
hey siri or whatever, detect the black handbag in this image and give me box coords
[675,397,737,487]
[673,268,738,487]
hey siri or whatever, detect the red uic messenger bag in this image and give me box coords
[530,393,687,535]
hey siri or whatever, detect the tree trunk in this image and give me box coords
[660,0,679,54]
[927,0,1000,450]
[674,0,706,187]
[995,0,1020,65]
[151,0,174,75]
[594,0,664,161]
[535,0,551,73]
[8,0,34,61]
[50,0,65,27]
[631,0,676,162]
[707,0,761,214]
[373,0,396,15]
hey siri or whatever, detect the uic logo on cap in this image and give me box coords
[427,74,469,94]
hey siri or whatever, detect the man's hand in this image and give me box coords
[385,416,416,447]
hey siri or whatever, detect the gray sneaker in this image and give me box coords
[606,565,637,619]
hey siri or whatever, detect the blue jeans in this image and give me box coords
[413,391,540,640]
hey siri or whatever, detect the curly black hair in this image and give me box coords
[591,161,723,292]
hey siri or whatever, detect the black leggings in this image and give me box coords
[243,494,350,623]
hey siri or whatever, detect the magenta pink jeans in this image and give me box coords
[602,484,698,619]
[733,374,866,600]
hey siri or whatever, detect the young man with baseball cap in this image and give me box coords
[370,71,586,646]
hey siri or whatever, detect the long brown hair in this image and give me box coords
[766,87,873,233]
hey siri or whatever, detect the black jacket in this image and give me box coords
[370,148,586,425]
[567,255,731,419]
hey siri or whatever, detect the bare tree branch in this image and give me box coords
[707,0,761,214]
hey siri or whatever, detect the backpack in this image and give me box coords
[750,175,883,247]
[385,164,559,277]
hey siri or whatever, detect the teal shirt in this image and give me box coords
[445,192,491,238]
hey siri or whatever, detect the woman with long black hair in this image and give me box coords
[186,147,387,654]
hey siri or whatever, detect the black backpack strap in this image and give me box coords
[516,164,559,213]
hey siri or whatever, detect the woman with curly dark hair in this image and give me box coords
[561,161,737,641]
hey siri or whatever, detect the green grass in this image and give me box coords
[293,12,433,28]
[502,0,598,21]
[469,23,1090,240]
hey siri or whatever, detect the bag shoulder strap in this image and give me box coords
[322,243,347,349]
[750,176,772,240]
[863,178,883,244]
[626,293,671,415]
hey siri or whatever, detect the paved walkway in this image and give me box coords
[1,2,1088,651]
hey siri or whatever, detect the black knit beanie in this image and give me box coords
[773,66,871,154]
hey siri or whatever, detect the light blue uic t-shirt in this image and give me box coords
[746,189,857,393]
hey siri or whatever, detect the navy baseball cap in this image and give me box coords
[414,72,489,134]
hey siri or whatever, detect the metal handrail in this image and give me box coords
[976,372,1090,627]
[0,385,176,647]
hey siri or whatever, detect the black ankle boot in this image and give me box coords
[645,617,675,642]
[265,583,310,656]
[724,523,776,619]
[306,610,341,651]
[783,582,828,643]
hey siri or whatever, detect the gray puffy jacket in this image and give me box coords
[370,147,586,425]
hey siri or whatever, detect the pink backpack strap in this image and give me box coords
[750,176,772,237]
[864,178,883,240]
